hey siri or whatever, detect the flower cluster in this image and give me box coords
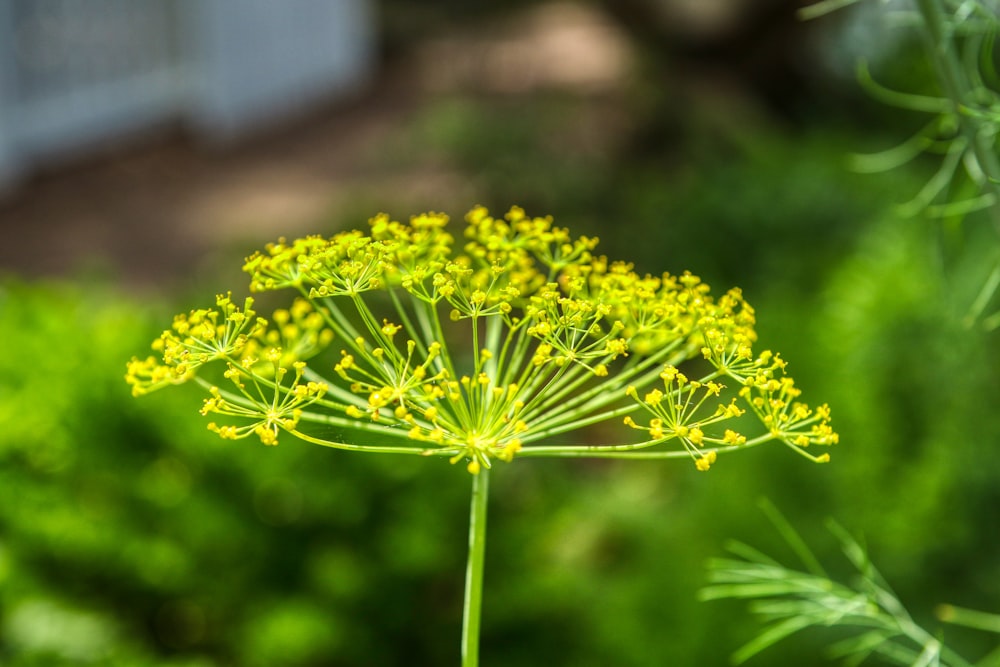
[127,206,836,473]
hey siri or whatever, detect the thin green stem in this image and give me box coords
[517,432,778,458]
[483,313,502,379]
[526,346,682,432]
[429,301,460,381]
[521,403,641,443]
[462,467,490,667]
[389,287,430,359]
[288,427,458,456]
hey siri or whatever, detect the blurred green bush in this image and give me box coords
[3,162,999,666]
[0,281,472,665]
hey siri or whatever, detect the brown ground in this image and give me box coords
[0,2,634,292]
[0,66,439,290]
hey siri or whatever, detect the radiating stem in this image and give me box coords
[461,467,490,667]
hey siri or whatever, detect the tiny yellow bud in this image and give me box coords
[335,354,354,372]
[255,425,279,446]
[723,429,746,445]
[695,451,717,471]
[604,338,627,357]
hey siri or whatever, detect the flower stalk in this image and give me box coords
[462,466,490,667]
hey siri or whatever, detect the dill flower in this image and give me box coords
[127,206,837,473]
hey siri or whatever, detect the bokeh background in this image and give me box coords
[1,1,999,665]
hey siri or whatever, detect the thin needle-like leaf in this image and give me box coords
[857,60,954,113]
[938,604,1000,634]
[759,497,827,577]
[973,644,1000,667]
[962,259,1000,326]
[732,615,817,664]
[849,126,937,174]
[798,0,867,20]
[898,138,968,215]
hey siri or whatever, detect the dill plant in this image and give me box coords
[807,0,1000,326]
[127,205,836,665]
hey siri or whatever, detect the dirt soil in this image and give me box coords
[0,68,425,290]
[0,2,634,293]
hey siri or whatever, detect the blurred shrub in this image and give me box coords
[1,278,766,666]
[0,281,473,665]
[696,209,1000,663]
[4,62,998,665]
[816,212,1000,604]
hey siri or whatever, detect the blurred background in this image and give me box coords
[1,0,999,665]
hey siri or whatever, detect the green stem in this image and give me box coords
[521,403,640,443]
[462,467,490,667]
[287,428,456,455]
[517,432,778,458]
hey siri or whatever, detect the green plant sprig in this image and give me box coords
[703,500,1000,667]
[804,0,1000,329]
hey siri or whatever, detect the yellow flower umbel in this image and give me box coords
[127,206,837,473]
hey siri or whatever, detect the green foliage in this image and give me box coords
[0,280,471,665]
[703,501,1000,666]
[6,1,1000,661]
[0,279,809,666]
[692,1,1000,660]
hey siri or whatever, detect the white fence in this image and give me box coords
[0,0,374,189]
